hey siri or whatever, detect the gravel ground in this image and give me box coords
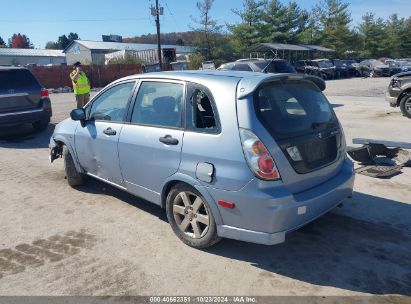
[325,77,389,97]
[0,78,410,298]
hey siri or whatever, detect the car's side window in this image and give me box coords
[89,82,135,122]
[131,81,184,128]
[186,83,220,134]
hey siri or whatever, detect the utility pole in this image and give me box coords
[151,0,163,71]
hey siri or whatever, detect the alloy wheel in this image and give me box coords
[405,98,411,115]
[172,191,210,239]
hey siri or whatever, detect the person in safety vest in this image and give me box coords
[70,61,91,108]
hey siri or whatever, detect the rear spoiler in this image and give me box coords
[237,73,326,99]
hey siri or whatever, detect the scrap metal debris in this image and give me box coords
[347,138,411,178]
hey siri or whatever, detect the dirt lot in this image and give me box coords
[0,77,410,297]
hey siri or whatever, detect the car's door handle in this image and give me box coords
[103,127,117,136]
[159,135,179,145]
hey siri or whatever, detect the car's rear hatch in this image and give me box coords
[0,69,42,114]
[238,77,345,194]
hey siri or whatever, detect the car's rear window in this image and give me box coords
[0,69,39,90]
[254,80,336,139]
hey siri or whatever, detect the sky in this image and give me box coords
[0,0,410,49]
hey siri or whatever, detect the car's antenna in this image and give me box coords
[262,49,278,73]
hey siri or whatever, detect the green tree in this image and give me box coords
[57,35,70,49]
[228,0,266,48]
[401,17,411,57]
[260,0,287,43]
[45,41,59,49]
[0,36,6,47]
[278,1,309,44]
[384,14,409,58]
[67,32,79,42]
[357,12,387,57]
[313,0,354,56]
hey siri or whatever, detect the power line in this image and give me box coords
[0,18,148,23]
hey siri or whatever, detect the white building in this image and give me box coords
[0,48,66,66]
[64,40,195,65]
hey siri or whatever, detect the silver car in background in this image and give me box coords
[50,71,354,248]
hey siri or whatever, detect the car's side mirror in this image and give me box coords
[70,108,86,121]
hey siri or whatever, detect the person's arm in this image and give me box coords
[70,67,81,82]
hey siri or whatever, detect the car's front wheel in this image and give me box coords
[63,146,86,187]
[399,95,411,118]
[166,183,220,248]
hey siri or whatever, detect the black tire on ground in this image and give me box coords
[399,95,411,119]
[32,119,49,132]
[166,183,221,248]
[63,145,86,187]
[335,71,340,79]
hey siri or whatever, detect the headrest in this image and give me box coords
[153,96,175,114]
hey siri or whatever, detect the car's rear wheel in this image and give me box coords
[63,145,86,187]
[32,119,49,132]
[166,183,220,248]
[399,95,411,118]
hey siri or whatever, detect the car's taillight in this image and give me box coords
[41,88,49,98]
[239,128,281,181]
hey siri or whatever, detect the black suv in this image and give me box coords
[295,59,335,79]
[385,71,411,118]
[0,67,52,131]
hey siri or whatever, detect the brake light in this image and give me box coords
[240,128,281,180]
[41,88,49,98]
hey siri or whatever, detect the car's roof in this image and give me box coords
[115,70,326,98]
[119,70,266,82]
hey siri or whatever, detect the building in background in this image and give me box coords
[102,35,123,43]
[64,40,195,65]
[0,49,66,66]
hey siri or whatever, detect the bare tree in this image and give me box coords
[191,0,222,59]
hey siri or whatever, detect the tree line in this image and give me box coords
[189,0,411,62]
[1,0,409,63]
[0,33,80,50]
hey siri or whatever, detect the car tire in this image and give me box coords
[63,145,86,187]
[399,95,411,118]
[335,71,340,79]
[32,119,49,132]
[166,183,221,248]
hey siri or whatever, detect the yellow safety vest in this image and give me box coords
[70,70,90,95]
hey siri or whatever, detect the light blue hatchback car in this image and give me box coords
[50,71,355,248]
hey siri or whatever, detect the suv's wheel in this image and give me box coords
[63,146,86,187]
[32,119,49,132]
[166,183,221,248]
[335,71,340,79]
[399,95,411,118]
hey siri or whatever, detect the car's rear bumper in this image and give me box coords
[0,107,52,126]
[213,158,355,245]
